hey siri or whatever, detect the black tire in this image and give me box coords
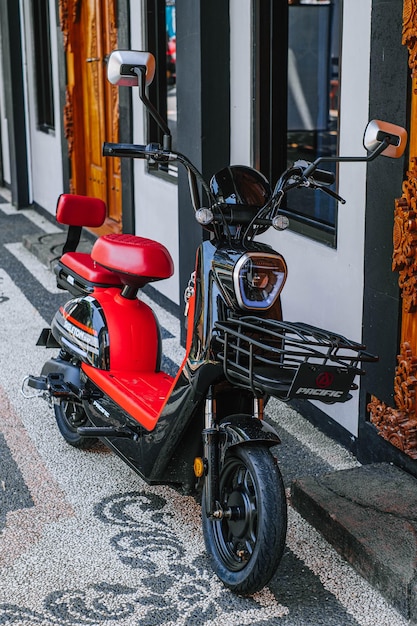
[54,400,97,449]
[202,444,287,595]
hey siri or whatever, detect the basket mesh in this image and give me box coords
[214,316,377,402]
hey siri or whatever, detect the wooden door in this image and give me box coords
[368,0,417,458]
[60,0,121,233]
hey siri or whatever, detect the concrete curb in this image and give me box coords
[22,232,93,270]
[291,462,417,622]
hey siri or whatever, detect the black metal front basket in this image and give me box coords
[214,316,378,403]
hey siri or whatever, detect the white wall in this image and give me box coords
[129,0,180,305]
[20,0,64,213]
[230,0,372,436]
[230,0,252,166]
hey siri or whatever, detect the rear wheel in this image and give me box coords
[54,400,97,449]
[202,445,287,595]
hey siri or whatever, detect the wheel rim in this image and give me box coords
[61,401,88,432]
[212,457,259,572]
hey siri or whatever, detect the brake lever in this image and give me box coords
[314,183,346,205]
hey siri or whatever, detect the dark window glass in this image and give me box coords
[285,0,341,241]
[166,0,177,145]
[253,0,342,246]
[32,0,55,132]
[146,0,177,177]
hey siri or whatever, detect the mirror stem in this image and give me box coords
[134,67,172,151]
[303,138,390,178]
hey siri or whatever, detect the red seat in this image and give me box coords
[59,252,122,285]
[92,234,174,288]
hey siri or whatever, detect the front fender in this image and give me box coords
[202,414,281,516]
[219,414,281,451]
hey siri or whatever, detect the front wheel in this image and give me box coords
[202,445,287,595]
[54,400,97,449]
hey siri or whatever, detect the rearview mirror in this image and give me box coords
[302,118,407,179]
[107,50,156,88]
[107,49,171,150]
[363,120,407,159]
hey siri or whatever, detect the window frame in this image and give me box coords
[145,0,177,180]
[253,0,342,248]
[32,0,55,133]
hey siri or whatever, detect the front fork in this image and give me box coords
[202,390,265,519]
[202,391,220,518]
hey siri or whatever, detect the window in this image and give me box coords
[285,0,341,243]
[146,0,177,177]
[166,0,177,142]
[254,0,342,246]
[32,0,54,132]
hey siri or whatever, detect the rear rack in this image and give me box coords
[214,317,378,403]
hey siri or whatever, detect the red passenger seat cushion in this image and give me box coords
[92,234,174,280]
[60,252,122,284]
[56,194,107,227]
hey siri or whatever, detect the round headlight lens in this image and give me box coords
[233,253,287,310]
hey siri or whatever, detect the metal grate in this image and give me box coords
[214,316,378,402]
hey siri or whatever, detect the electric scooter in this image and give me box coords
[23,50,407,595]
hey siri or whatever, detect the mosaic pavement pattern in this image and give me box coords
[0,192,408,625]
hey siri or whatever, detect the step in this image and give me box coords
[291,462,417,621]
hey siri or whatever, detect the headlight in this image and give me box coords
[233,253,287,310]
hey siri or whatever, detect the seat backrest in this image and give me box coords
[56,194,106,227]
[56,194,107,256]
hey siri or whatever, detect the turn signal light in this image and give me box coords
[194,457,206,478]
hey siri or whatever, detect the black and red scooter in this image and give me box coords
[23,50,407,594]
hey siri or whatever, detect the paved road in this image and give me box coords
[0,190,409,625]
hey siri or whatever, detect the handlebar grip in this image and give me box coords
[313,168,335,185]
[103,142,148,158]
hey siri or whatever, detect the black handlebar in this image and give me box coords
[102,142,346,230]
[313,168,335,186]
[103,142,148,158]
[103,141,212,214]
[103,141,177,161]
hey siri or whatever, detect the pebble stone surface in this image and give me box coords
[0,191,410,626]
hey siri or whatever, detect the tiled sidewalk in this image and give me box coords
[0,190,409,626]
